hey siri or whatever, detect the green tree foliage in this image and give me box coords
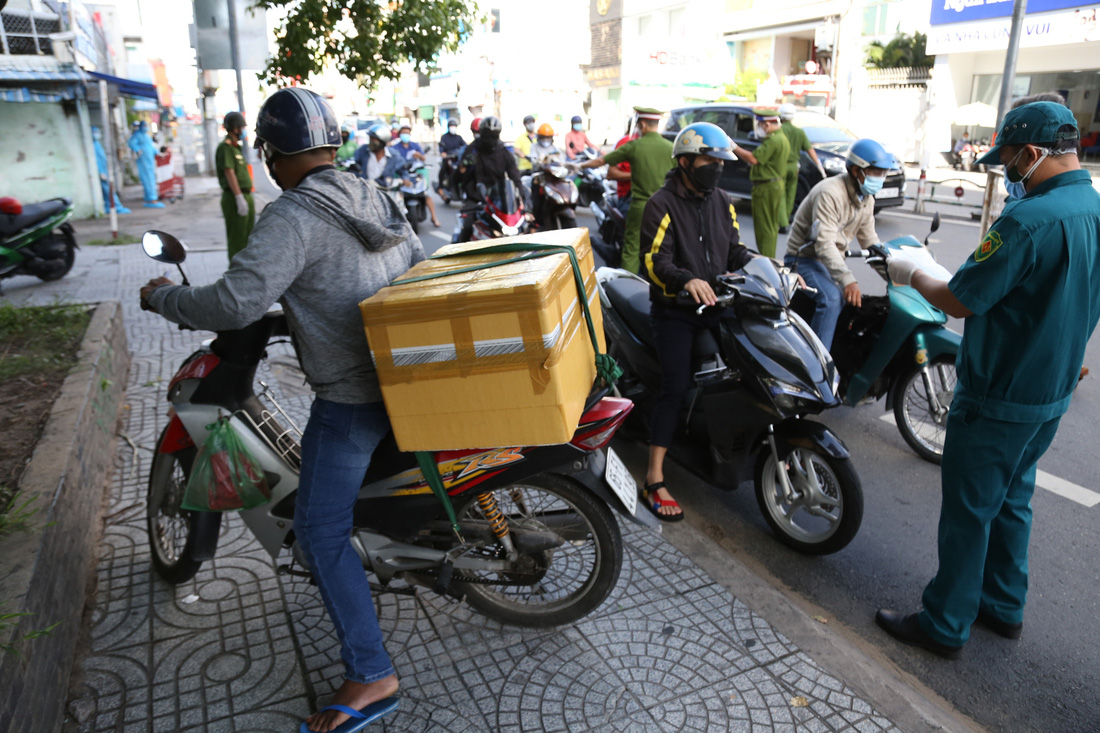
[728,73,767,101]
[253,0,481,89]
[864,31,933,69]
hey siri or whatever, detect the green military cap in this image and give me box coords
[753,107,781,121]
[633,106,664,120]
[976,101,1079,165]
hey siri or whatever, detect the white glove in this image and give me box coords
[887,257,921,287]
[816,165,826,178]
[234,193,249,217]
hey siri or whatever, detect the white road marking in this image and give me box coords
[878,413,1100,506]
[427,230,451,241]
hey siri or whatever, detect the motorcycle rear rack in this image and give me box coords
[235,381,303,470]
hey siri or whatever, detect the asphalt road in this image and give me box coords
[270,161,1100,732]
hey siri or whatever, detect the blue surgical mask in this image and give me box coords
[573,123,583,131]
[399,133,411,144]
[860,173,885,197]
[1003,179,1027,200]
[1002,146,1049,200]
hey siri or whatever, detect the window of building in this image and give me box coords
[638,14,651,36]
[668,7,685,37]
[861,2,893,37]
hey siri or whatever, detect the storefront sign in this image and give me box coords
[927,4,1100,53]
[585,65,621,87]
[931,0,1094,26]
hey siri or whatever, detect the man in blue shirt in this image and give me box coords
[876,102,1100,658]
[392,124,439,227]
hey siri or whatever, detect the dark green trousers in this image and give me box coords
[918,405,1061,645]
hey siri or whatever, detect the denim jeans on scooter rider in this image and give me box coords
[295,398,396,684]
[785,255,842,351]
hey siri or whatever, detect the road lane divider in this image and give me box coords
[878,413,1100,507]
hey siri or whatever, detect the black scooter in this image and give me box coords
[597,260,863,554]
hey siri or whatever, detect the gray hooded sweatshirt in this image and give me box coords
[147,167,426,403]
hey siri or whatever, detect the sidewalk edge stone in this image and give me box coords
[0,300,130,733]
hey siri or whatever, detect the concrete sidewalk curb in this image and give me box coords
[0,301,129,733]
[662,519,987,733]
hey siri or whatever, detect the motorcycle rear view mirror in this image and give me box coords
[142,230,190,286]
[925,212,941,246]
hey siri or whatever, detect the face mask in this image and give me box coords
[1003,146,1050,199]
[573,123,583,131]
[342,133,350,143]
[755,123,768,138]
[399,133,411,144]
[687,161,723,193]
[525,122,535,133]
[448,125,457,134]
[859,173,886,197]
[368,139,384,152]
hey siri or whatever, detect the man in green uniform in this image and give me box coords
[777,103,825,230]
[574,106,674,274]
[216,111,255,261]
[336,124,358,164]
[731,109,789,258]
[875,102,1100,658]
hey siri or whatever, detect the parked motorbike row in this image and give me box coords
[0,196,79,290]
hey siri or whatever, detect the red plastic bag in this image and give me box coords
[182,417,271,511]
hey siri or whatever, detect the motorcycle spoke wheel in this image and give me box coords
[452,473,622,627]
[147,426,214,583]
[893,357,956,465]
[755,447,863,555]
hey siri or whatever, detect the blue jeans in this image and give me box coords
[786,255,842,350]
[295,398,396,684]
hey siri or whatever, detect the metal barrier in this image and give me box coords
[908,173,999,214]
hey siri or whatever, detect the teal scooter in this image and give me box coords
[0,196,78,291]
[795,214,960,464]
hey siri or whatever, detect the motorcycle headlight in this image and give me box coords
[501,224,519,237]
[823,157,846,174]
[762,377,821,410]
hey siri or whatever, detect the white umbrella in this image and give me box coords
[953,102,998,128]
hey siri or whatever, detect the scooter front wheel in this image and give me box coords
[892,356,956,465]
[147,426,220,583]
[35,230,77,282]
[754,447,863,555]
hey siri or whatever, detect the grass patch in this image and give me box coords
[0,302,90,382]
[87,233,142,246]
[0,488,52,536]
[1,601,60,657]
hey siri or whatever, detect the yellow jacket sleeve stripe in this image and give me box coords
[645,213,672,294]
[729,203,739,231]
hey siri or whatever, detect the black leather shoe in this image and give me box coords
[875,609,963,660]
[974,608,1023,640]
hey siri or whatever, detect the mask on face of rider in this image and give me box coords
[399,133,411,144]
[573,122,583,131]
[368,138,385,153]
[525,122,536,133]
[1002,145,1050,200]
[859,171,886,197]
[686,160,723,193]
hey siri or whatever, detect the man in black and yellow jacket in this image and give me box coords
[639,121,755,522]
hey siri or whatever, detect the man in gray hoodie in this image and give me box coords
[141,88,423,733]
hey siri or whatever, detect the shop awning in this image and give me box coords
[85,70,159,101]
[0,66,84,103]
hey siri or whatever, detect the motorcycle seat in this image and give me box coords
[603,276,656,348]
[0,198,70,237]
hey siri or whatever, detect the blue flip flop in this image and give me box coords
[298,696,399,733]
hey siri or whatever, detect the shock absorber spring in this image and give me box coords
[477,491,511,540]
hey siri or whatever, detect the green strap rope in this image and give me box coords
[390,242,623,534]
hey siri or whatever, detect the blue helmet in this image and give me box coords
[846,139,896,170]
[672,122,737,161]
[254,87,341,156]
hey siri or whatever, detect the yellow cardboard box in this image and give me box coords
[360,228,605,451]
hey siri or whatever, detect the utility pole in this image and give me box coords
[979,0,1028,235]
[226,0,247,161]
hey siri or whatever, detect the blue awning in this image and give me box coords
[0,86,81,103]
[0,67,84,83]
[85,70,159,101]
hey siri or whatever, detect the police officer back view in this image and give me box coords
[875,102,1100,659]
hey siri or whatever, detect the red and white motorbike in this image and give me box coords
[140,230,654,627]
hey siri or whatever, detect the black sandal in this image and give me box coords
[641,481,685,523]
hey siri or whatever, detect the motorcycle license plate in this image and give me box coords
[604,447,637,515]
[878,186,899,199]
